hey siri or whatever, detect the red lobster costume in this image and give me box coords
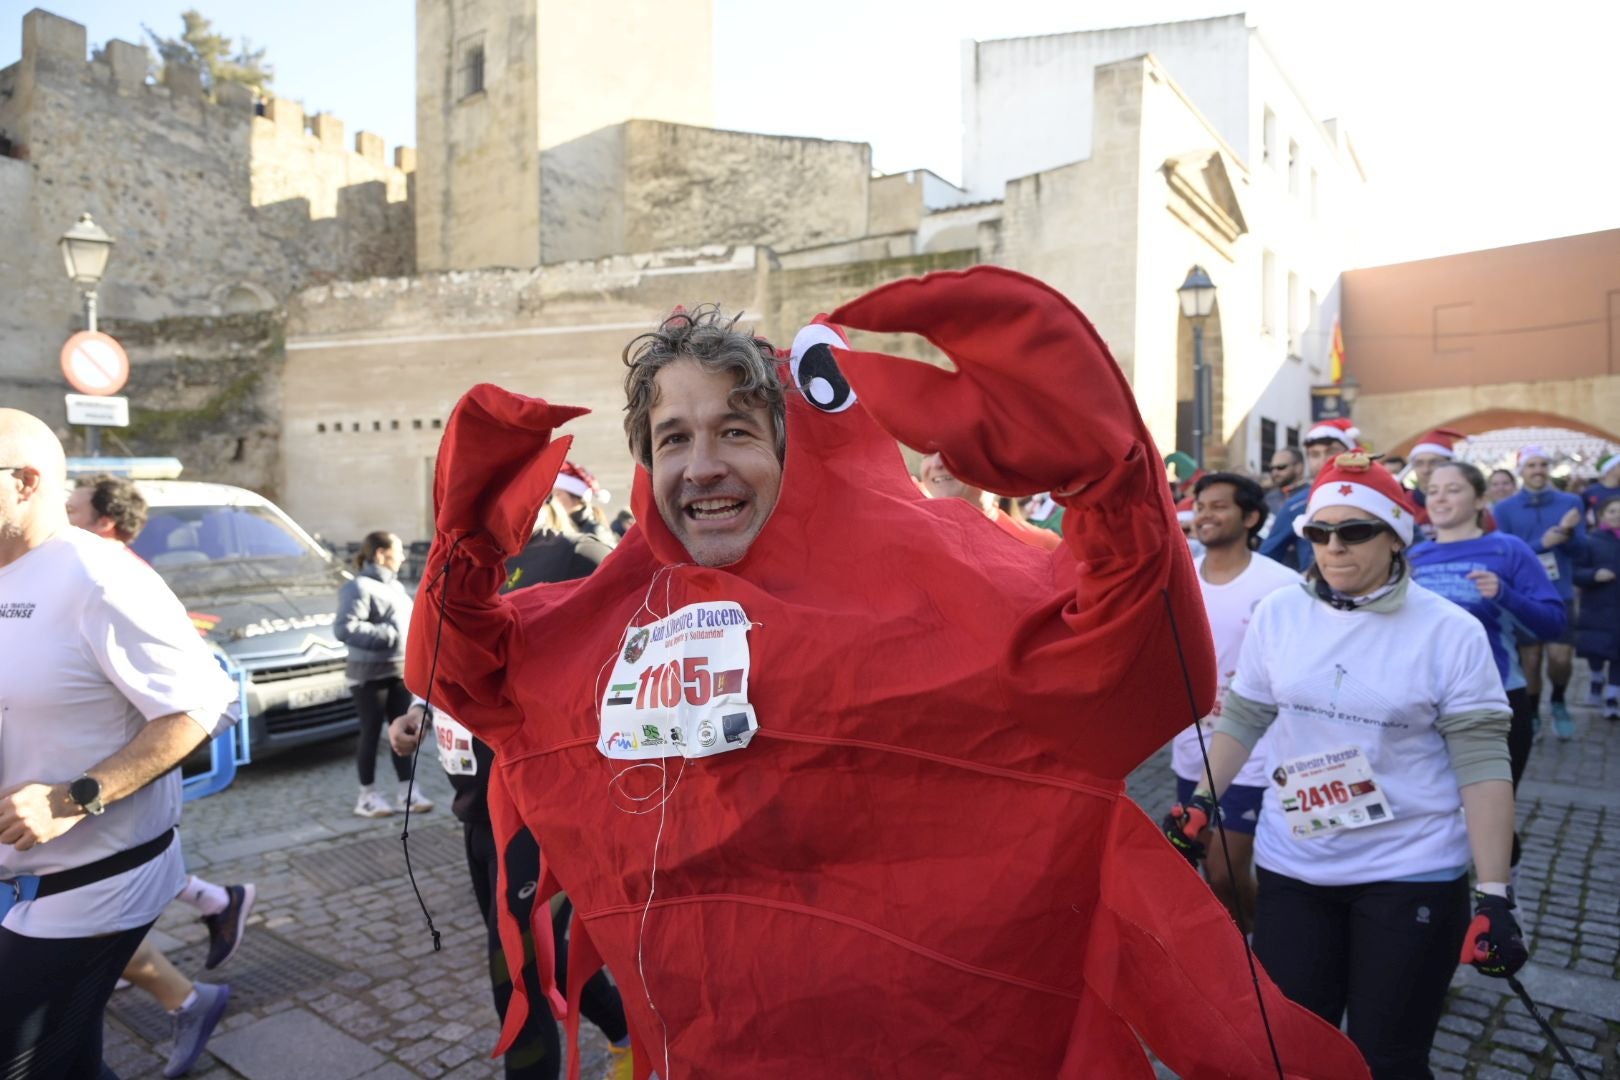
[408,268,1368,1078]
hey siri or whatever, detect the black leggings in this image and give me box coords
[352,677,413,786]
[1254,867,1470,1080]
[1507,686,1535,867]
[0,920,153,1080]
[465,820,627,1079]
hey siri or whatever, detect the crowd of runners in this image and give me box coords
[4,274,1615,1079]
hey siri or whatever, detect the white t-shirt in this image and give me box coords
[0,528,236,937]
[1230,578,1508,886]
[1171,553,1301,787]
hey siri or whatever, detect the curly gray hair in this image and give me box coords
[621,305,786,470]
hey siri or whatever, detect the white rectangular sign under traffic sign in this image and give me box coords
[65,393,130,427]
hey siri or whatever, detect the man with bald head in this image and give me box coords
[0,409,237,1079]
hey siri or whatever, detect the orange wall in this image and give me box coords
[1341,230,1620,394]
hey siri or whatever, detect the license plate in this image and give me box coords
[287,683,347,711]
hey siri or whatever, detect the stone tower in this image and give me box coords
[415,0,714,271]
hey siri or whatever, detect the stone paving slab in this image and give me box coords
[208,1009,384,1080]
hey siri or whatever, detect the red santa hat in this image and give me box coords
[1410,427,1465,460]
[1303,417,1361,448]
[1294,451,1419,545]
[553,461,610,505]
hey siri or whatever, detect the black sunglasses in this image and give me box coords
[1267,464,1293,472]
[1302,519,1390,546]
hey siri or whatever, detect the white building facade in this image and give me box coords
[964,14,1367,472]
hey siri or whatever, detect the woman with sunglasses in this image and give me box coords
[1163,452,1525,1079]
[1408,460,1564,873]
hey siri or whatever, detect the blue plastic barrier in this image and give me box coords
[183,655,253,803]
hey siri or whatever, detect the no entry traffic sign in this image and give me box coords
[60,331,130,396]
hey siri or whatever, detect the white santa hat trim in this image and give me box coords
[553,474,590,499]
[1410,440,1455,460]
[554,474,611,504]
[1294,480,1415,545]
[1304,421,1360,446]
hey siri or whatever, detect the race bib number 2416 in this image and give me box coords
[598,601,758,760]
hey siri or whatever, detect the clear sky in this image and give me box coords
[4,0,1616,266]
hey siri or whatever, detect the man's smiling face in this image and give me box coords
[649,358,783,567]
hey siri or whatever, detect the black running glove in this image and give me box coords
[1161,790,1217,867]
[1460,890,1528,978]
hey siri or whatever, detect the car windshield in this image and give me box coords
[132,505,325,569]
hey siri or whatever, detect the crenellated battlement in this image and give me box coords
[1,9,414,181]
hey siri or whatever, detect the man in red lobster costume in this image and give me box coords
[407,268,1368,1078]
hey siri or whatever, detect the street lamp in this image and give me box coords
[59,212,116,455]
[1178,266,1217,468]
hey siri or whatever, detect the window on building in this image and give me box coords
[1288,140,1300,195]
[1287,271,1301,355]
[459,37,486,99]
[1285,424,1301,449]
[1262,107,1278,168]
[1261,250,1277,335]
[1260,419,1278,471]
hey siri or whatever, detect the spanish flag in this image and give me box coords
[1330,318,1345,384]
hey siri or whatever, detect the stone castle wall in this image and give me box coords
[0,8,412,431]
[101,309,287,500]
[542,121,872,264]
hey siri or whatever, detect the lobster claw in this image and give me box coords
[830,267,1144,498]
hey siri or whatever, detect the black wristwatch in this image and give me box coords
[68,774,105,816]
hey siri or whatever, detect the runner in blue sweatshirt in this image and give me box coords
[1411,461,1565,870]
[1411,461,1565,766]
[1490,447,1586,738]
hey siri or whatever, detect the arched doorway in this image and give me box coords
[1175,297,1226,465]
[1391,410,1620,478]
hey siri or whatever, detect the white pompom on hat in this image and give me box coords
[1293,451,1419,545]
[1303,417,1361,448]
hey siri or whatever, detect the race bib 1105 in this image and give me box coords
[598,601,758,761]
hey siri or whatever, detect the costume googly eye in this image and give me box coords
[790,323,858,414]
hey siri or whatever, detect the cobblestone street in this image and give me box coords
[104,695,1619,1080]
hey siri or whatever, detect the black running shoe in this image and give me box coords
[202,883,256,970]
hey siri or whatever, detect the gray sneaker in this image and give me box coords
[164,982,230,1078]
